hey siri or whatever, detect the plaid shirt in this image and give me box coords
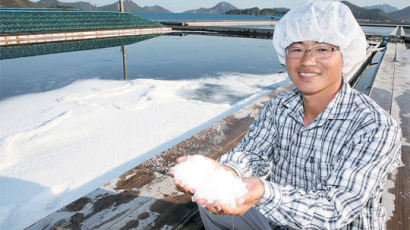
[219,81,401,229]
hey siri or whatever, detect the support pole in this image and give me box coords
[121,46,128,80]
[394,43,399,62]
[119,0,125,12]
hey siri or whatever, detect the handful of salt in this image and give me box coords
[171,155,247,208]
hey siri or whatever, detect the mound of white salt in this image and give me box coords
[171,155,247,207]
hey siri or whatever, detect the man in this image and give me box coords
[173,1,401,229]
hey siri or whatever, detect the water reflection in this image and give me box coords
[168,30,273,40]
[0,35,157,60]
[178,79,287,105]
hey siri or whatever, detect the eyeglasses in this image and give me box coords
[286,46,339,59]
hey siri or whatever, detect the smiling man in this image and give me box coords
[285,41,344,126]
[173,1,402,229]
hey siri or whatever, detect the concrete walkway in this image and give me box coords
[370,42,410,229]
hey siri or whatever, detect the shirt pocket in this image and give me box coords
[310,157,334,187]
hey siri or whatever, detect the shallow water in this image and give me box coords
[361,26,396,36]
[0,34,285,100]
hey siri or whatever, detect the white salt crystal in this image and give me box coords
[171,155,247,207]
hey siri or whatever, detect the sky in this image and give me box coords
[38,0,409,13]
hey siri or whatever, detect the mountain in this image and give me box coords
[364,4,399,13]
[225,7,260,16]
[226,7,289,16]
[341,1,392,21]
[38,0,59,7]
[0,0,42,8]
[184,2,237,14]
[59,1,90,10]
[38,0,89,9]
[96,0,169,13]
[35,0,170,12]
[141,5,170,13]
[389,6,410,22]
[97,0,141,12]
[226,1,406,22]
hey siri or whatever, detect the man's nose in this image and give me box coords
[300,50,316,66]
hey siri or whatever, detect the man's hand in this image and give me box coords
[170,155,263,216]
[169,156,194,194]
[169,155,238,194]
[195,177,264,216]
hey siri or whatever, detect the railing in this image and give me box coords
[0,10,163,34]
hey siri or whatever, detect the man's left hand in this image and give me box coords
[194,177,264,216]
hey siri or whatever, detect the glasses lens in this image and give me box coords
[286,46,337,59]
[287,47,304,59]
[312,47,332,59]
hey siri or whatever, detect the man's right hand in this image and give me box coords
[169,155,238,194]
[169,155,194,194]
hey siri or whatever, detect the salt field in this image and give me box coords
[1,9,409,227]
[0,33,288,229]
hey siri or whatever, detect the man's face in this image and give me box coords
[285,41,343,97]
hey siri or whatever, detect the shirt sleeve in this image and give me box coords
[218,99,278,179]
[256,118,402,229]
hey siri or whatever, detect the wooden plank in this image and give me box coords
[390,26,399,36]
[369,43,394,112]
[27,84,293,229]
[370,44,397,228]
[370,42,410,229]
[385,42,410,230]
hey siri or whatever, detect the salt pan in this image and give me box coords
[171,155,247,207]
[0,73,287,229]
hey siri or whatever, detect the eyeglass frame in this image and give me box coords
[285,45,340,59]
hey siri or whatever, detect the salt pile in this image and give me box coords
[172,155,247,207]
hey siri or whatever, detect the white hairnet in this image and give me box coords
[273,0,367,74]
